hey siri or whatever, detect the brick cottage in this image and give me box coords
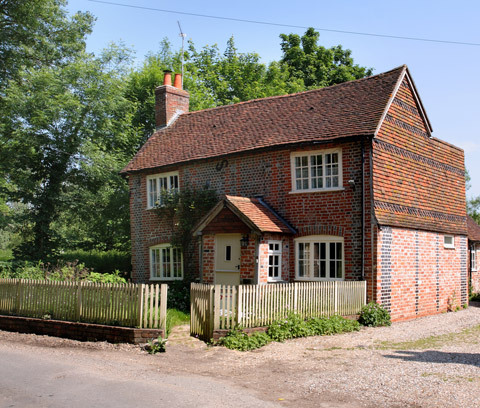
[121,66,468,321]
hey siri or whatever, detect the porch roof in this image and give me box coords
[193,195,296,236]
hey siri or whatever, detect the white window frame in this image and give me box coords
[146,171,179,209]
[444,235,455,249]
[267,240,282,282]
[295,236,344,281]
[290,149,343,193]
[472,246,477,271]
[150,244,183,281]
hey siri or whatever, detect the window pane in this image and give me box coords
[162,248,171,278]
[313,243,319,277]
[295,155,309,190]
[225,245,231,261]
[173,248,182,278]
[330,260,336,278]
[298,242,310,278]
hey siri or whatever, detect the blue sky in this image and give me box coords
[67,0,480,197]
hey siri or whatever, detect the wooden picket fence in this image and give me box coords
[0,279,167,331]
[191,281,367,341]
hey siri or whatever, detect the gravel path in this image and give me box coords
[1,304,480,407]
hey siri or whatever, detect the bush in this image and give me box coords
[221,314,361,351]
[58,249,131,277]
[167,280,190,312]
[0,259,127,283]
[359,302,391,327]
[267,312,313,342]
[307,315,360,335]
[86,270,127,284]
[220,328,271,351]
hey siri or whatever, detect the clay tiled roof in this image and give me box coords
[122,66,406,174]
[225,196,295,234]
[468,215,480,242]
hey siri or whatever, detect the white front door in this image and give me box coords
[215,234,241,285]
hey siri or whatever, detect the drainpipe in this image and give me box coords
[361,140,365,281]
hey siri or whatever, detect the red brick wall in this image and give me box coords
[129,140,371,284]
[376,226,468,321]
[155,85,189,128]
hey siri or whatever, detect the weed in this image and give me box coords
[146,337,167,354]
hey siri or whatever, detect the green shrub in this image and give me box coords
[167,280,191,312]
[359,302,391,327]
[307,315,360,335]
[220,328,271,351]
[86,270,127,284]
[0,249,12,262]
[58,249,131,277]
[267,312,313,342]
[470,292,480,302]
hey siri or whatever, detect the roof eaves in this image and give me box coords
[374,65,407,138]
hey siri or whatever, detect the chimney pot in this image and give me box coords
[163,70,172,86]
[173,73,182,89]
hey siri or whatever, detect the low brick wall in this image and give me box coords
[0,315,164,344]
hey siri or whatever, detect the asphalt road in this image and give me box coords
[0,348,278,408]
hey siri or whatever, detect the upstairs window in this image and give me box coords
[291,150,342,192]
[146,171,179,208]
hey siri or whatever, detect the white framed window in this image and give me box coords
[267,241,282,282]
[150,244,183,280]
[295,236,344,281]
[291,149,342,192]
[146,171,179,208]
[444,235,455,249]
[472,247,477,271]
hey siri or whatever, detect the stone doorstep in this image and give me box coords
[0,315,164,344]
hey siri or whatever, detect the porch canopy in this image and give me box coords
[193,195,296,236]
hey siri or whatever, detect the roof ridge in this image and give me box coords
[177,65,407,118]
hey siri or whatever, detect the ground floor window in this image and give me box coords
[268,241,282,282]
[295,236,344,280]
[150,244,183,280]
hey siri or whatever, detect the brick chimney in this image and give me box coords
[155,71,189,130]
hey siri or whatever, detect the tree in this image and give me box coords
[0,0,93,90]
[466,170,480,223]
[0,45,136,259]
[279,27,373,88]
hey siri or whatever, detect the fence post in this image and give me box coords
[334,281,338,314]
[208,285,215,339]
[236,285,243,326]
[137,284,145,328]
[293,282,298,313]
[76,282,83,321]
[160,284,168,336]
[15,279,21,314]
[213,284,221,332]
[363,280,367,306]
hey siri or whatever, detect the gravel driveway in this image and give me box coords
[1,303,480,407]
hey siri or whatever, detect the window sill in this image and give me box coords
[150,277,183,281]
[295,278,344,282]
[289,187,345,194]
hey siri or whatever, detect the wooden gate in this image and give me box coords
[190,283,214,341]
